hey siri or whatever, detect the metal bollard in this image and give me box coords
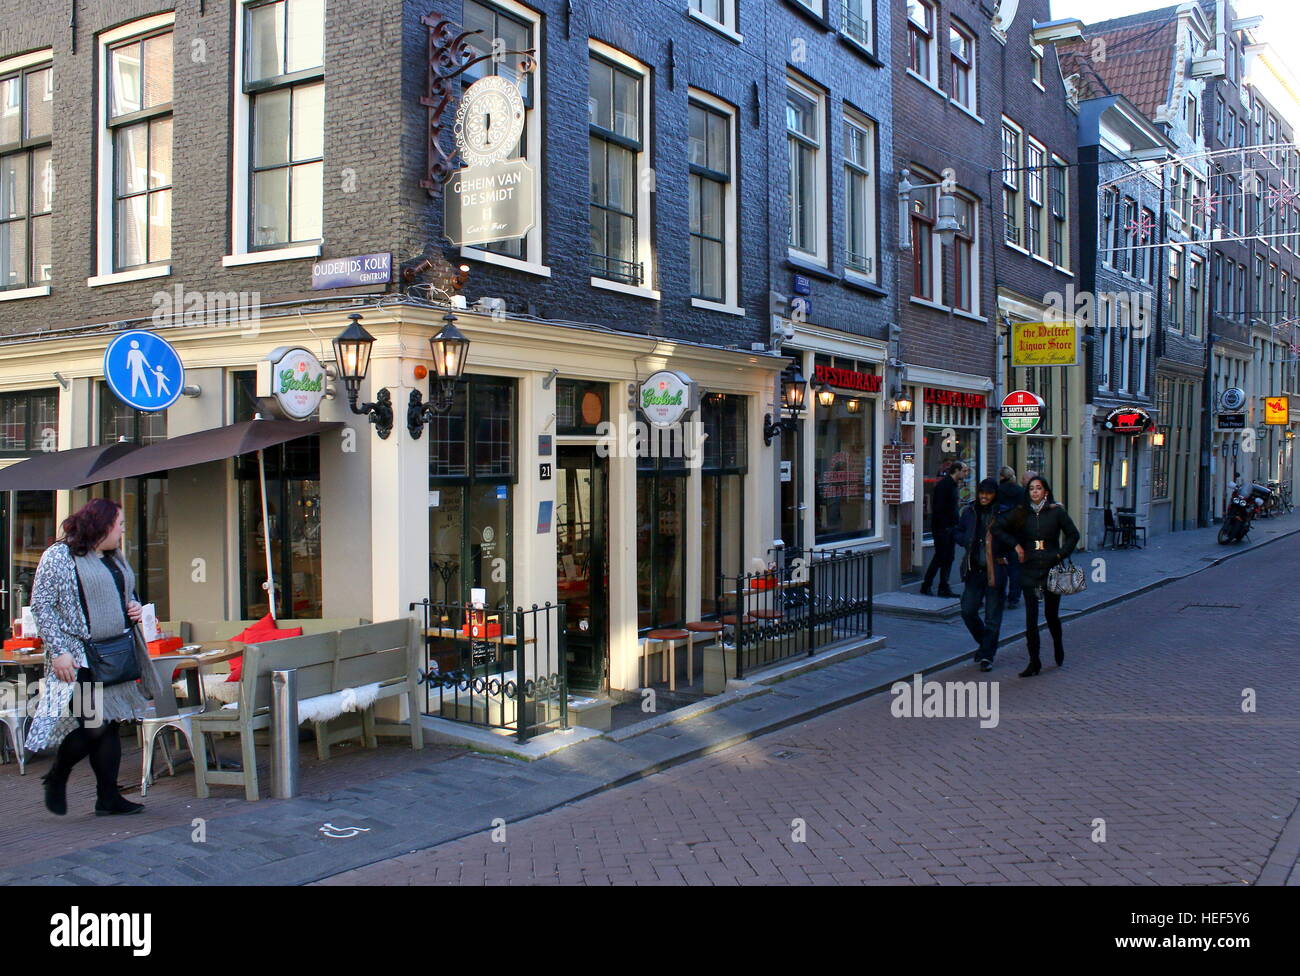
[271,668,299,799]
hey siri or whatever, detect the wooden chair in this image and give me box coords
[683,621,724,688]
[643,628,690,692]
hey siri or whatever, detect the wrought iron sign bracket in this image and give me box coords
[419,14,535,196]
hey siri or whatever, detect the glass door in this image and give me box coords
[557,446,608,691]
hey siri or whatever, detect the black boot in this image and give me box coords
[1054,642,1065,667]
[919,584,933,596]
[42,768,70,816]
[1019,657,1042,678]
[95,791,144,816]
[937,585,956,598]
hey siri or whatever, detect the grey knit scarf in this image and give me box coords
[72,550,136,640]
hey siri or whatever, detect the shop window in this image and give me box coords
[701,394,746,617]
[921,392,983,537]
[0,58,53,290]
[0,388,58,455]
[428,376,517,611]
[814,374,876,543]
[636,422,687,631]
[3,489,56,633]
[94,381,169,617]
[233,371,322,619]
[555,379,608,436]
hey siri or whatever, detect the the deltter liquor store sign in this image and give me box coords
[1010,322,1077,367]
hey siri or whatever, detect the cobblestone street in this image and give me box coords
[320,538,1300,886]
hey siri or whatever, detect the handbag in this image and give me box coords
[73,560,141,687]
[1046,559,1087,596]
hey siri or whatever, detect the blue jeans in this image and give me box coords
[961,566,1006,662]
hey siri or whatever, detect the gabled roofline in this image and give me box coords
[1077,94,1178,153]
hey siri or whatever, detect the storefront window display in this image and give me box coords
[234,372,323,620]
[701,394,746,617]
[921,389,984,536]
[428,376,516,612]
[0,388,58,455]
[4,490,56,631]
[814,364,876,543]
[637,422,687,631]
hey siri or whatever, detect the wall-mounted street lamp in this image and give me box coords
[332,313,395,439]
[764,364,807,446]
[891,388,914,414]
[846,397,861,414]
[898,168,963,250]
[408,311,471,438]
[815,380,835,409]
[1151,429,1167,447]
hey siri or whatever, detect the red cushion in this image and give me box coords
[224,619,303,682]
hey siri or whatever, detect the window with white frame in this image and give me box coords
[1001,120,1021,246]
[589,46,650,286]
[786,75,826,264]
[1099,186,1117,265]
[1030,43,1043,88]
[462,0,540,265]
[946,193,977,313]
[907,1,936,83]
[949,22,975,112]
[1117,298,1131,392]
[842,0,873,50]
[690,0,738,36]
[1025,139,1045,257]
[106,26,173,271]
[1168,246,1183,331]
[1050,155,1069,269]
[1132,316,1147,395]
[843,110,877,281]
[688,94,736,305]
[909,170,936,301]
[239,0,324,252]
[0,56,53,290]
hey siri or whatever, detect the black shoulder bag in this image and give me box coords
[73,558,141,687]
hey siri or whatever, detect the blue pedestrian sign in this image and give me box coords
[104,330,185,412]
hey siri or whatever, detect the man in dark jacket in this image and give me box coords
[920,461,968,597]
[996,466,1026,608]
[954,478,1018,670]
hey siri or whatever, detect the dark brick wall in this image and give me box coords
[0,0,895,352]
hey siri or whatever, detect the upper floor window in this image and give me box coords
[949,23,975,112]
[945,193,977,313]
[1030,44,1044,88]
[1000,120,1021,247]
[589,44,652,289]
[0,58,53,290]
[462,0,539,265]
[843,110,877,282]
[786,75,826,265]
[107,29,173,271]
[842,0,873,50]
[1025,139,1045,257]
[690,0,738,35]
[907,1,936,83]
[1050,156,1069,270]
[688,94,736,305]
[244,0,324,250]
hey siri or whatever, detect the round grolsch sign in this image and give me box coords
[640,370,696,428]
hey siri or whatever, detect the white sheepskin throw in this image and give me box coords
[297,682,382,724]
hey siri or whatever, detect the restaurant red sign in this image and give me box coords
[814,364,882,393]
[1103,406,1153,434]
[924,388,987,409]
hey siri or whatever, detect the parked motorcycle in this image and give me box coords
[1218,486,1267,543]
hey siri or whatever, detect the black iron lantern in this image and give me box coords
[765,363,808,446]
[332,313,394,438]
[409,312,472,438]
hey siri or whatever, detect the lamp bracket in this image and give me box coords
[348,387,394,439]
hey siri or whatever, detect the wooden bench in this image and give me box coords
[191,619,423,801]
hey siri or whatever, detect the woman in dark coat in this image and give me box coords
[1000,475,1080,677]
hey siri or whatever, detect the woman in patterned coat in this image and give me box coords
[26,497,158,816]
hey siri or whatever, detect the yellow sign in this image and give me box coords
[1264,396,1289,424]
[1011,322,1077,367]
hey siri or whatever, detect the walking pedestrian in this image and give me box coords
[920,461,968,598]
[954,479,1017,671]
[996,466,1025,608]
[25,498,157,816]
[1001,476,1080,677]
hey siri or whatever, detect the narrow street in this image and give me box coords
[321,538,1300,885]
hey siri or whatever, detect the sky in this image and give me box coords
[1050,0,1300,77]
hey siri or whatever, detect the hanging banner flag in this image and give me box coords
[1011,322,1077,367]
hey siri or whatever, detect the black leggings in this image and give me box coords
[51,669,123,799]
[1022,588,1063,660]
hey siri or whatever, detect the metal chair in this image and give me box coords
[1101,507,1124,549]
[139,655,212,798]
[0,677,27,774]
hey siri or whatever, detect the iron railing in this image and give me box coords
[841,2,871,46]
[589,252,644,285]
[723,547,874,680]
[410,599,568,743]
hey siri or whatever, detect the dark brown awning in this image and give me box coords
[83,419,345,481]
[0,441,143,491]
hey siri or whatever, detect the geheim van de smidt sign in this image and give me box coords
[444,75,536,247]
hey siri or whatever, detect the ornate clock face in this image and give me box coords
[454,76,526,166]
